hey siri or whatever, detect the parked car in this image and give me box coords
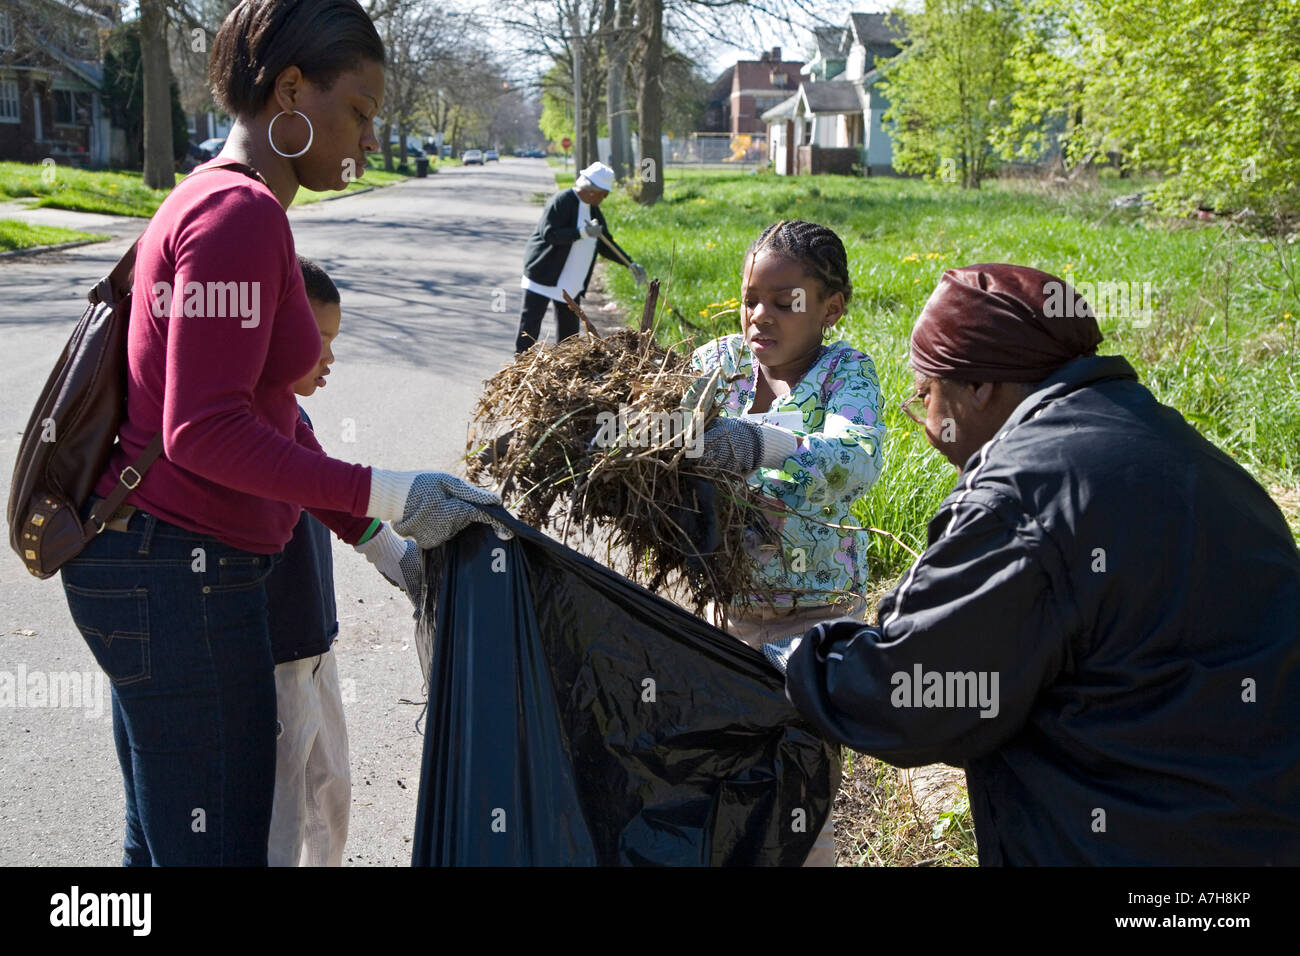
[390,135,425,157]
[198,137,226,158]
[461,149,484,165]
[484,149,499,162]
[441,145,452,157]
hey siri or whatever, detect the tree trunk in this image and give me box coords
[584,66,599,168]
[606,0,631,180]
[382,119,394,171]
[634,0,663,204]
[139,0,174,188]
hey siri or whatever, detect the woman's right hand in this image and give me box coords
[369,469,511,548]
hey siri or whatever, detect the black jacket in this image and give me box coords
[522,188,633,295]
[786,354,1300,865]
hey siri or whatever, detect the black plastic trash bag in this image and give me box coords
[411,506,839,866]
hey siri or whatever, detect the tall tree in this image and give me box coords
[604,0,633,180]
[634,0,664,202]
[1089,0,1299,225]
[139,0,175,187]
[501,0,606,166]
[879,0,1020,189]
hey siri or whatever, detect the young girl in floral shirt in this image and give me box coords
[691,220,886,864]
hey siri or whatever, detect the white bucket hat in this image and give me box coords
[576,162,615,192]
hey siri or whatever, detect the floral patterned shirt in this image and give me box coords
[688,334,886,609]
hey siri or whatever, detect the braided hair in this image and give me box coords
[744,220,853,306]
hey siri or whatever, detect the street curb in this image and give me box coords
[0,237,111,260]
[317,185,375,202]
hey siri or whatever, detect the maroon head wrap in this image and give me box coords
[910,264,1103,383]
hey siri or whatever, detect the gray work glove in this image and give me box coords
[629,262,648,285]
[355,524,425,614]
[368,469,512,548]
[700,418,802,474]
[701,418,765,473]
[581,220,603,239]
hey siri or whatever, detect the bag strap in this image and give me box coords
[83,433,164,536]
[82,160,267,537]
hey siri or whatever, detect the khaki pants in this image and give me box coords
[724,597,869,867]
[269,649,351,867]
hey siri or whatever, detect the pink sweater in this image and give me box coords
[95,163,373,553]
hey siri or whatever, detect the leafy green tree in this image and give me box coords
[990,0,1116,175]
[879,0,1021,188]
[1091,0,1299,225]
[539,64,576,149]
[993,0,1300,225]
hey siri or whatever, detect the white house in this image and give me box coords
[762,12,901,175]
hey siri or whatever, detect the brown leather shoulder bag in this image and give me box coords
[7,160,265,579]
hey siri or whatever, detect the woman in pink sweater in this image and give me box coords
[59,0,494,865]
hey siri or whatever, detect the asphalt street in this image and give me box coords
[0,158,563,865]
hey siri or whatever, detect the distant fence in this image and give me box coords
[612,132,768,170]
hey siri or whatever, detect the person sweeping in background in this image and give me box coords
[691,219,888,864]
[516,161,648,353]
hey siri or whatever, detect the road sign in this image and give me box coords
[561,137,572,150]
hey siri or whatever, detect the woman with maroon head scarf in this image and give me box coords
[763,263,1300,865]
[902,264,1102,470]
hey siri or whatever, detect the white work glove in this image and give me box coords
[581,220,603,239]
[355,523,424,611]
[369,469,512,548]
[700,419,800,474]
[629,262,648,285]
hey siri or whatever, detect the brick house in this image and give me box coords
[0,0,127,167]
[704,47,805,138]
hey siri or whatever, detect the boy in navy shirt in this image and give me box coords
[266,256,421,866]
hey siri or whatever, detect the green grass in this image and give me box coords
[835,754,979,866]
[0,153,418,216]
[0,219,106,252]
[0,162,172,217]
[594,170,1300,581]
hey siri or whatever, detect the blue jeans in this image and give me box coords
[60,501,281,865]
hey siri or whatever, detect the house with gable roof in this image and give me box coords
[763,12,902,176]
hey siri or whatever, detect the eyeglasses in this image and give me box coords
[901,383,929,425]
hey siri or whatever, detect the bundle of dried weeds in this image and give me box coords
[465,323,775,618]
